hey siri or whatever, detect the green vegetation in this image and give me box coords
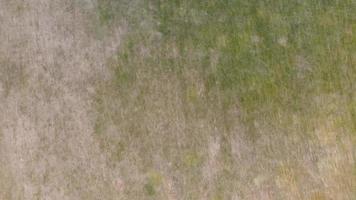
[144,171,162,196]
[94,0,355,199]
[152,0,355,133]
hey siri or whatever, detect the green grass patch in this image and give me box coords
[93,1,356,198]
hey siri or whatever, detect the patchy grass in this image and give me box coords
[0,0,352,199]
[93,0,355,199]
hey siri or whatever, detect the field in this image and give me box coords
[0,0,355,199]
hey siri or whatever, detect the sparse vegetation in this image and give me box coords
[0,0,355,199]
[94,0,355,199]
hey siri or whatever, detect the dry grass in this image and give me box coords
[0,0,355,199]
